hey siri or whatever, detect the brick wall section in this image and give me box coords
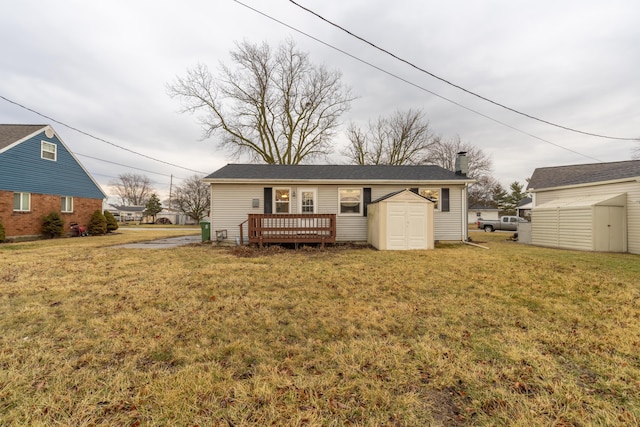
[0,190,103,238]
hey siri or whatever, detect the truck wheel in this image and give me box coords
[484,225,493,232]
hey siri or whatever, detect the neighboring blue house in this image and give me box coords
[0,124,107,240]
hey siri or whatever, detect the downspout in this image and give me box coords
[462,182,469,243]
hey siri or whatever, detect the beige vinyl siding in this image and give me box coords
[533,180,640,254]
[532,207,594,251]
[210,184,264,241]
[210,183,468,243]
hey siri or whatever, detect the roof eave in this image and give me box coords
[529,176,640,193]
[203,178,476,185]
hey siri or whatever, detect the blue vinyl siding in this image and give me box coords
[0,131,105,199]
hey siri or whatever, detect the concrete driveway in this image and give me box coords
[111,234,201,249]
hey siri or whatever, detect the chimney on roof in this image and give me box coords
[455,151,468,176]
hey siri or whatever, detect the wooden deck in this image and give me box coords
[241,214,337,247]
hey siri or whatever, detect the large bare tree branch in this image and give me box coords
[109,173,154,206]
[343,109,437,165]
[168,38,354,164]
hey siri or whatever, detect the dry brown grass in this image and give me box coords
[1,229,639,426]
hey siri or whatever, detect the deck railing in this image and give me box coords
[243,214,337,247]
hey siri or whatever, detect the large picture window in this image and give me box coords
[419,188,440,210]
[274,188,291,213]
[61,196,73,213]
[339,188,362,215]
[13,192,31,211]
[41,141,57,161]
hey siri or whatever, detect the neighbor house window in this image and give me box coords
[274,188,291,213]
[41,141,57,161]
[61,196,73,213]
[419,188,440,210]
[13,192,31,211]
[339,188,362,215]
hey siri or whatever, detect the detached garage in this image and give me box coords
[367,189,435,250]
[531,193,627,252]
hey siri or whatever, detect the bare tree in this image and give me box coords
[168,38,354,164]
[172,175,210,222]
[468,174,500,207]
[422,135,493,178]
[110,173,154,206]
[343,109,438,165]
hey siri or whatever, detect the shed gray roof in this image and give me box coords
[0,124,47,150]
[205,164,472,182]
[527,160,640,190]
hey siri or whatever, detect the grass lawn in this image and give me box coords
[1,229,638,426]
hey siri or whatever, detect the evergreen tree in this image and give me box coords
[144,193,162,223]
[104,210,119,233]
[41,212,65,238]
[88,210,107,235]
[506,181,527,215]
[491,184,509,213]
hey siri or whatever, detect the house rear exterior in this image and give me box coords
[527,160,640,254]
[204,163,474,244]
[0,124,106,240]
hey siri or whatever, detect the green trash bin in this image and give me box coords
[200,221,210,242]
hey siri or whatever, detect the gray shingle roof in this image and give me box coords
[205,164,472,182]
[527,160,640,190]
[0,124,47,150]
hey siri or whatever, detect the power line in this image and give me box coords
[287,0,640,142]
[0,94,208,174]
[231,0,603,162]
[75,152,187,180]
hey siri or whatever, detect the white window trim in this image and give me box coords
[273,187,291,214]
[419,187,441,211]
[297,187,318,214]
[14,192,31,212]
[41,141,57,161]
[338,187,363,216]
[61,196,74,213]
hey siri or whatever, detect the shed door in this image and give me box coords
[387,203,408,250]
[386,202,427,250]
[595,206,624,252]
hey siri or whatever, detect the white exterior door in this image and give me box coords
[297,188,318,232]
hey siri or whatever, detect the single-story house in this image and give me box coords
[0,124,106,240]
[467,204,499,224]
[203,157,475,245]
[105,204,145,222]
[526,160,640,254]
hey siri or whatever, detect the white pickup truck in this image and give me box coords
[477,215,528,232]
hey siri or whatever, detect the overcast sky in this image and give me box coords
[2,0,639,202]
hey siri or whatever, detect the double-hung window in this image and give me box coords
[419,188,440,210]
[41,141,57,161]
[13,192,31,211]
[274,188,291,213]
[61,196,73,213]
[338,188,362,215]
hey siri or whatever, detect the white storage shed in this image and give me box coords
[367,189,435,250]
[531,193,627,252]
